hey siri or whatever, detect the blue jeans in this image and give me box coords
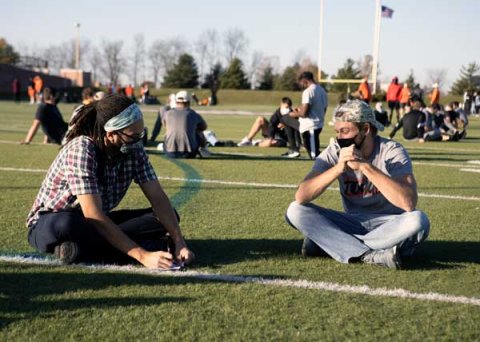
[285,202,430,263]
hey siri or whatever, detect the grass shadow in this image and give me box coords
[187,238,480,271]
[0,265,208,329]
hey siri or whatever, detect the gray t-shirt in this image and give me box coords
[299,83,328,133]
[164,108,206,153]
[312,136,413,215]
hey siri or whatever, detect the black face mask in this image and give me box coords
[336,134,366,149]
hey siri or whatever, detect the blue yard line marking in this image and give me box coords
[160,156,203,209]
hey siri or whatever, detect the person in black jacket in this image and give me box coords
[237,97,290,147]
[389,96,426,140]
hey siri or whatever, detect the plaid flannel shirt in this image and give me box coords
[26,136,158,228]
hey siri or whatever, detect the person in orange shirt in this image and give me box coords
[356,77,372,104]
[125,84,135,101]
[399,83,411,116]
[386,77,402,125]
[429,83,440,105]
[27,77,36,104]
[33,75,43,103]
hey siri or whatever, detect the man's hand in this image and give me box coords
[336,145,363,173]
[140,250,174,269]
[20,140,30,145]
[176,246,195,265]
[277,123,285,129]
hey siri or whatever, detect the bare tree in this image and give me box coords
[101,40,124,85]
[130,34,145,86]
[247,51,264,89]
[89,46,103,84]
[223,28,248,64]
[148,38,187,87]
[426,68,447,90]
[292,49,307,65]
[357,54,374,78]
[195,29,220,83]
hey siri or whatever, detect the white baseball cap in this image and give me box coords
[175,90,191,103]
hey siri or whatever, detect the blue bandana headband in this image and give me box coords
[104,104,143,132]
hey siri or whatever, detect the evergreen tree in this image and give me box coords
[258,65,276,90]
[450,62,480,95]
[330,58,361,93]
[162,53,199,88]
[274,63,301,91]
[202,63,223,105]
[0,38,19,64]
[220,58,250,89]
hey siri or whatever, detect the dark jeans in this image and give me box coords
[280,115,302,152]
[28,208,176,263]
[302,128,322,159]
[150,112,162,142]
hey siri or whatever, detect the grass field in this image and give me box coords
[0,100,479,340]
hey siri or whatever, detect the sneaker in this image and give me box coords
[252,139,262,146]
[198,146,212,157]
[237,137,252,146]
[361,245,401,269]
[301,238,325,257]
[54,241,79,264]
[286,151,300,158]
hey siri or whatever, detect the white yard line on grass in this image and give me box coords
[460,168,480,173]
[1,254,479,307]
[1,167,480,201]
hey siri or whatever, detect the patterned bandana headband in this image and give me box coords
[104,104,143,132]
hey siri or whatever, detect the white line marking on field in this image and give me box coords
[460,168,480,173]
[1,254,479,307]
[467,160,480,165]
[1,167,480,201]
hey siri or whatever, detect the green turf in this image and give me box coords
[0,100,479,340]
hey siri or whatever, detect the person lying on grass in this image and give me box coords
[26,94,194,269]
[286,100,430,269]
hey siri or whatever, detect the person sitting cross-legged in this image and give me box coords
[163,90,210,158]
[26,94,195,268]
[285,100,430,269]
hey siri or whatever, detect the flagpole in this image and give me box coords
[317,0,325,82]
[371,0,381,94]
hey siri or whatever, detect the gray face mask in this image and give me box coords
[120,140,144,154]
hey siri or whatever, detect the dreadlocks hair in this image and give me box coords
[64,94,134,152]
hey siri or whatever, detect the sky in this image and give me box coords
[1,0,479,89]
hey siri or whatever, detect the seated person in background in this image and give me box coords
[26,94,194,268]
[285,100,429,269]
[21,88,68,145]
[150,93,176,143]
[374,102,389,127]
[451,101,468,139]
[389,96,426,141]
[420,104,444,142]
[163,90,209,158]
[237,97,291,147]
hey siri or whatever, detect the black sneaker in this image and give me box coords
[301,238,325,257]
[54,241,79,264]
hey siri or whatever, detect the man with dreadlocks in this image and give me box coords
[285,100,430,269]
[26,94,195,269]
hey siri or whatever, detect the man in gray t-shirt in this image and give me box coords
[282,71,328,159]
[285,100,430,269]
[164,90,207,158]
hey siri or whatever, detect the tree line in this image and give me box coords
[1,31,478,94]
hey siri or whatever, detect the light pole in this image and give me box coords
[75,22,81,69]
[317,0,325,82]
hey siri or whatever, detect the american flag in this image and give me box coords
[381,5,394,18]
